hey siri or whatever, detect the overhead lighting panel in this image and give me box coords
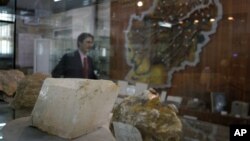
[158,21,172,28]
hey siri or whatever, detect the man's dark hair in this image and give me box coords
[77,32,94,47]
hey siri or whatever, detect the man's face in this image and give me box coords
[79,37,94,54]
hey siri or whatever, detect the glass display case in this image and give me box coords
[6,0,250,129]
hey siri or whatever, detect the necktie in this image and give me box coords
[83,57,89,78]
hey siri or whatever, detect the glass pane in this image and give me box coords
[0,0,15,22]
[109,0,250,129]
[8,1,249,136]
[0,22,14,69]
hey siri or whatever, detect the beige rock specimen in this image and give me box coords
[31,78,119,139]
[11,73,49,109]
[10,73,49,118]
[0,69,25,96]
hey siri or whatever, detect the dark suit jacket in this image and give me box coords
[52,50,97,79]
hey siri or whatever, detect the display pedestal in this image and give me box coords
[3,117,115,141]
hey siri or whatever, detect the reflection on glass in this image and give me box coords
[0,12,15,22]
[0,22,14,69]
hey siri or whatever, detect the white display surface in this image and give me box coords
[3,117,115,141]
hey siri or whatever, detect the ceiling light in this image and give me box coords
[158,21,172,28]
[54,0,61,2]
[228,16,234,21]
[194,20,199,24]
[210,18,215,22]
[137,1,143,7]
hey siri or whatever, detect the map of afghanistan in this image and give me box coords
[125,0,223,87]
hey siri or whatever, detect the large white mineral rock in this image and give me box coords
[31,78,119,139]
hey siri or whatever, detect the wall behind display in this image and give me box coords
[33,39,51,74]
[17,33,41,68]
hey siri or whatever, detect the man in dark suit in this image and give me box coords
[52,32,97,79]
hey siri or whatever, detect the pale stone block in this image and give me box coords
[31,78,119,139]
